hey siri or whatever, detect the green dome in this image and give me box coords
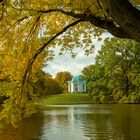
[71,75,86,83]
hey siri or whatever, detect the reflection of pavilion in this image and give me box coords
[41,105,88,139]
[67,105,87,128]
[68,76,86,93]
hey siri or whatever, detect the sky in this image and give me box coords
[43,33,111,77]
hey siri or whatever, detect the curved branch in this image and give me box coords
[9,5,134,40]
[86,14,131,39]
[35,8,132,39]
[22,18,86,85]
[8,1,140,41]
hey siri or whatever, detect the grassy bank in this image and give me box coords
[38,93,92,105]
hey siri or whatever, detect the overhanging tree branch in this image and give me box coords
[34,8,132,39]
[5,1,140,41]
[9,4,135,40]
[22,18,86,86]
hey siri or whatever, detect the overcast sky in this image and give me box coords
[43,33,111,77]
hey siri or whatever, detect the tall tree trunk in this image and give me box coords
[124,73,129,96]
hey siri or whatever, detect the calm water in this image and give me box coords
[0,104,140,140]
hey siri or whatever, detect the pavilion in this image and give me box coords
[67,75,86,93]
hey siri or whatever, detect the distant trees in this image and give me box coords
[82,38,140,103]
[55,71,72,92]
[34,71,63,96]
[34,70,73,96]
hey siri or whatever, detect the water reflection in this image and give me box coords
[39,104,140,140]
[0,111,45,140]
[0,104,140,140]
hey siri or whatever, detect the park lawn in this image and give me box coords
[39,93,92,105]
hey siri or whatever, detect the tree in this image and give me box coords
[0,43,54,127]
[82,64,111,103]
[97,38,140,103]
[55,71,72,92]
[82,38,140,103]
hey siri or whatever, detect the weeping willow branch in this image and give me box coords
[22,18,86,86]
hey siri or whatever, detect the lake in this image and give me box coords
[0,104,140,140]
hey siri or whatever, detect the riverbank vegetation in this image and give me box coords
[38,93,92,105]
[82,38,140,104]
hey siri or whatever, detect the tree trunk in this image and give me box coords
[100,0,140,42]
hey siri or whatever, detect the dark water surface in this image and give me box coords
[0,104,140,140]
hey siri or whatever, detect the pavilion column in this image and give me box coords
[71,83,74,93]
[78,84,80,93]
[84,84,86,92]
[68,84,71,93]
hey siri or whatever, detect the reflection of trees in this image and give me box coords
[72,107,114,140]
[112,105,140,140]
[78,105,140,140]
[0,111,45,140]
